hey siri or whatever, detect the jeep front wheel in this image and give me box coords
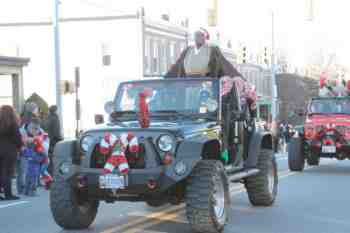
[50,176,98,229]
[245,149,278,206]
[186,160,230,233]
[288,137,305,171]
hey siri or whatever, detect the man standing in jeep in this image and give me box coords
[165,28,257,116]
[165,28,242,79]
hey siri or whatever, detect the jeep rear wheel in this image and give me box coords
[288,137,305,171]
[245,149,278,206]
[50,176,98,229]
[186,160,230,233]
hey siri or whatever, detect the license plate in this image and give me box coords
[322,146,336,153]
[99,174,125,189]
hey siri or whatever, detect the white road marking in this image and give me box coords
[0,201,29,209]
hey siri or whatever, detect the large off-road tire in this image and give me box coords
[288,137,305,171]
[50,175,99,229]
[245,149,278,206]
[186,160,230,233]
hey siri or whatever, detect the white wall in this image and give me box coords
[0,18,142,136]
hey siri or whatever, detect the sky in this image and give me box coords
[1,0,350,68]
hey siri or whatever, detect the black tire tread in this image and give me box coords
[186,160,228,233]
[245,149,277,206]
[288,137,305,171]
[50,170,98,229]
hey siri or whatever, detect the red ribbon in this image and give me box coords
[139,92,150,128]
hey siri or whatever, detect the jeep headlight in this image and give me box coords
[80,135,94,153]
[157,134,174,152]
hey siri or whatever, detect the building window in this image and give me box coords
[151,39,159,75]
[101,42,111,66]
[102,55,111,66]
[144,36,151,75]
[159,40,168,74]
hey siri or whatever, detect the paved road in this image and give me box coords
[1,153,350,233]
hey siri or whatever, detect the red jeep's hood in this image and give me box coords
[306,114,350,126]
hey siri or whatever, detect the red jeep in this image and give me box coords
[288,96,350,171]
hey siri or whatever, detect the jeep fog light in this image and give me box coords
[59,162,71,174]
[174,161,187,176]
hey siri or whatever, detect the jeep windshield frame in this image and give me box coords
[308,97,350,115]
[112,78,221,122]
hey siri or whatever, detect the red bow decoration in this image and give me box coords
[138,92,150,128]
[33,135,46,153]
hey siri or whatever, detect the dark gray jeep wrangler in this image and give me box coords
[50,77,278,233]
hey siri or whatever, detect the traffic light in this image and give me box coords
[242,46,247,63]
[264,47,269,65]
[60,80,75,95]
[207,9,217,27]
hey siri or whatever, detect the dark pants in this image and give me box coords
[16,156,28,194]
[25,172,39,196]
[0,153,17,198]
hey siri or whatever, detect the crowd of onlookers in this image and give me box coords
[0,103,62,200]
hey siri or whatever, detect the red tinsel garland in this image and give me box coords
[138,92,150,128]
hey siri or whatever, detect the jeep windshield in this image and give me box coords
[114,79,219,120]
[309,98,350,115]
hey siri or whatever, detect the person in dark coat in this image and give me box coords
[165,28,242,79]
[164,28,257,117]
[46,105,62,174]
[0,105,23,200]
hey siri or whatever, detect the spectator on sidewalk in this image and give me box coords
[0,105,23,200]
[46,105,62,175]
[17,102,40,194]
[21,120,52,196]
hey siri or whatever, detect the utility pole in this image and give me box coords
[271,10,278,124]
[53,0,64,136]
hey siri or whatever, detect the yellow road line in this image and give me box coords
[100,205,184,233]
[123,210,187,233]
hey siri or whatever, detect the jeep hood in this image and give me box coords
[84,120,217,137]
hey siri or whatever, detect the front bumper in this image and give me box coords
[60,157,199,200]
[305,140,350,158]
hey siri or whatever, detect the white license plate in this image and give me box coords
[322,146,336,153]
[99,174,125,189]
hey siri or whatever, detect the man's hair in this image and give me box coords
[0,105,19,133]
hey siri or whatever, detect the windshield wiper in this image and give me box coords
[110,111,138,122]
[150,110,186,119]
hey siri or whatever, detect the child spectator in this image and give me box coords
[20,119,53,196]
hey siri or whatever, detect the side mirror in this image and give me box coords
[104,101,114,114]
[94,114,104,124]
